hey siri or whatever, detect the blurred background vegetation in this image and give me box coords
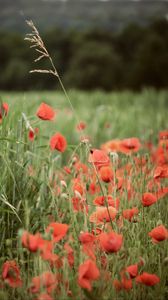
[1,0,168,91]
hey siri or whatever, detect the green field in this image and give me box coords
[0,90,168,300]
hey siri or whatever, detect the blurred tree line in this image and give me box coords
[1,18,168,91]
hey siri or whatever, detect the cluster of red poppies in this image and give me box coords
[0,101,168,299]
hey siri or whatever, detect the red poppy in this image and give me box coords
[121,276,133,290]
[159,130,168,140]
[46,222,69,242]
[21,231,44,252]
[122,207,139,222]
[78,259,100,291]
[79,232,95,245]
[156,187,168,199]
[93,195,120,210]
[88,149,110,169]
[142,193,157,207]
[76,121,86,131]
[89,207,117,224]
[154,165,168,179]
[119,137,141,154]
[99,231,123,253]
[71,197,88,213]
[148,225,168,243]
[101,139,121,153]
[113,279,122,291]
[99,166,113,183]
[28,127,39,142]
[50,133,67,152]
[2,260,22,288]
[29,272,57,294]
[136,272,160,286]
[0,102,9,122]
[36,102,55,120]
[125,264,138,278]
[35,293,53,300]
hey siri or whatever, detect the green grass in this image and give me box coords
[0,90,168,300]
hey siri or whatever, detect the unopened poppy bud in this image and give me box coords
[74,190,82,199]
[60,180,67,189]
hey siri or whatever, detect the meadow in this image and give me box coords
[0,89,168,300]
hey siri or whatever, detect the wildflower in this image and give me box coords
[78,259,100,291]
[99,231,123,253]
[76,121,86,131]
[142,192,157,207]
[89,207,117,224]
[121,276,133,290]
[29,272,57,294]
[136,272,160,286]
[88,149,110,169]
[36,102,55,120]
[93,195,120,210]
[0,102,9,122]
[125,264,138,278]
[50,132,67,152]
[2,260,22,288]
[122,207,139,222]
[148,225,168,243]
[46,222,69,242]
[35,293,54,300]
[28,127,39,141]
[99,166,113,183]
[21,231,44,252]
[119,137,141,154]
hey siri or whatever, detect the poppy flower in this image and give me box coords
[113,279,122,291]
[71,197,88,213]
[93,195,120,210]
[122,207,139,222]
[0,102,9,122]
[78,259,100,291]
[88,149,110,169]
[156,187,168,199]
[79,232,95,245]
[29,272,57,294]
[21,231,44,252]
[148,225,168,243]
[89,207,117,224]
[142,193,157,207]
[119,137,141,154]
[99,231,123,253]
[36,102,55,120]
[28,127,39,142]
[99,166,113,183]
[2,260,22,288]
[154,165,168,179]
[50,133,67,152]
[136,272,160,286]
[121,276,133,290]
[159,130,168,140]
[35,294,54,300]
[46,222,69,242]
[76,121,86,131]
[125,264,138,278]
[101,139,121,153]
